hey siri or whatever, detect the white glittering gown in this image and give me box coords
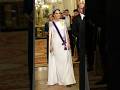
[48,19,76,85]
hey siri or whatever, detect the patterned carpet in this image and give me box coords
[35,39,47,64]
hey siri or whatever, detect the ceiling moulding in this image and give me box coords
[0,0,23,3]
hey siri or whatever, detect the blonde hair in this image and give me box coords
[78,0,85,8]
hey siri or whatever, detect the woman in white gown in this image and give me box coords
[47,9,76,86]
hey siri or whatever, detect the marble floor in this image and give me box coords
[34,63,108,90]
[35,63,80,90]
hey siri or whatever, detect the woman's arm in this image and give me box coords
[49,22,53,52]
[63,20,71,49]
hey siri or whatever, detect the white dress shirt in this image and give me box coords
[80,13,85,20]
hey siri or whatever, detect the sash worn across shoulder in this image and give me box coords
[52,21,67,50]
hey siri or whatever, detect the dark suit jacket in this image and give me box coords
[44,22,49,32]
[72,14,85,52]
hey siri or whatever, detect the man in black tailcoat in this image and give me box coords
[72,2,85,62]
[72,1,85,89]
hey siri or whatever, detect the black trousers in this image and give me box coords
[79,42,85,90]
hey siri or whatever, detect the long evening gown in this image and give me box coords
[47,19,76,85]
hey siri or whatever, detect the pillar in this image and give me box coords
[63,0,77,15]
